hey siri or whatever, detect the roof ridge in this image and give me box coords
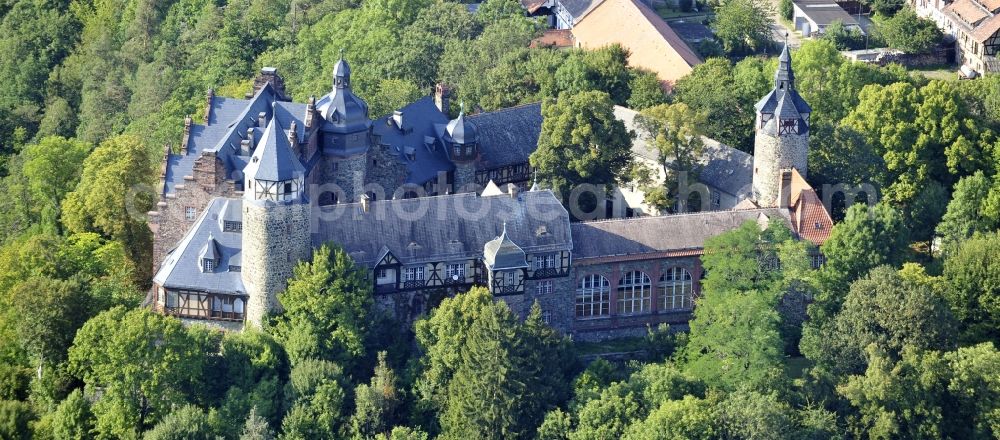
[467,101,541,118]
[573,208,780,225]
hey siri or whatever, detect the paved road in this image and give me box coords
[767,0,802,47]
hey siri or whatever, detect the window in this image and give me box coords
[711,191,721,210]
[542,311,551,325]
[172,291,209,318]
[454,146,461,157]
[533,254,557,270]
[810,254,826,269]
[377,268,388,279]
[211,295,245,320]
[576,274,610,318]
[185,207,196,221]
[445,263,465,279]
[202,258,216,272]
[618,271,651,315]
[504,270,516,286]
[283,182,293,195]
[536,280,552,295]
[228,265,241,272]
[660,267,693,310]
[404,266,424,281]
[223,221,242,233]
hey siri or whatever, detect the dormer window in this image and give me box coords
[223,221,242,233]
[202,258,216,272]
[454,145,461,157]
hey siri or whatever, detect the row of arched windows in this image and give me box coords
[574,269,694,318]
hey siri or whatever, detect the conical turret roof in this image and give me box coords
[244,103,305,182]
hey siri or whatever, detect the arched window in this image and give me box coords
[660,267,693,310]
[618,271,651,315]
[576,274,610,318]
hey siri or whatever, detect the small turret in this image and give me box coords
[447,102,479,192]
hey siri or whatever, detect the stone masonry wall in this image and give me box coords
[242,201,312,327]
[151,153,236,269]
[317,153,368,203]
[453,162,477,193]
[752,132,808,206]
[366,144,406,200]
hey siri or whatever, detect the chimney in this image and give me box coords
[392,110,404,130]
[508,183,518,199]
[257,112,267,128]
[778,169,793,209]
[305,96,316,129]
[204,88,214,124]
[434,83,451,115]
[288,121,299,150]
[253,67,289,101]
[360,193,370,213]
[246,128,255,149]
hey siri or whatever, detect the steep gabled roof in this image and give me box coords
[153,198,245,294]
[244,104,305,182]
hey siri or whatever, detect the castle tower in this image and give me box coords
[316,55,371,202]
[241,104,312,328]
[752,43,811,207]
[446,103,479,192]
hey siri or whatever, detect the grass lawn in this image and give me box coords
[908,64,962,81]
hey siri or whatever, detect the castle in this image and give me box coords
[150,44,832,340]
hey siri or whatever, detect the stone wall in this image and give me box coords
[316,152,368,203]
[242,201,312,327]
[150,152,236,269]
[366,144,406,200]
[752,131,808,206]
[453,162,477,193]
[568,256,703,341]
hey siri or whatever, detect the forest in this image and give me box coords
[0,0,999,438]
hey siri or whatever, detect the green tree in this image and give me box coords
[273,243,372,370]
[626,69,668,110]
[805,266,957,377]
[936,172,1000,252]
[636,103,706,212]
[351,351,400,439]
[570,382,643,440]
[712,0,774,55]
[674,57,770,151]
[21,136,91,231]
[60,134,155,276]
[943,232,1000,343]
[622,396,717,440]
[717,390,803,439]
[812,203,908,315]
[68,307,205,438]
[50,389,94,440]
[682,288,785,391]
[0,400,33,440]
[537,409,572,440]
[143,405,218,440]
[239,406,273,440]
[530,91,634,216]
[7,276,87,378]
[281,358,348,439]
[368,78,422,118]
[874,8,943,53]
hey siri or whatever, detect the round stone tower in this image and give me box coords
[752,43,811,207]
[446,103,480,192]
[241,106,312,328]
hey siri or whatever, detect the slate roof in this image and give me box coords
[164,96,252,195]
[313,190,572,267]
[244,105,306,182]
[484,226,530,270]
[570,208,791,260]
[153,198,245,294]
[613,106,752,197]
[446,111,477,144]
[372,96,454,185]
[561,0,604,21]
[468,103,543,169]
